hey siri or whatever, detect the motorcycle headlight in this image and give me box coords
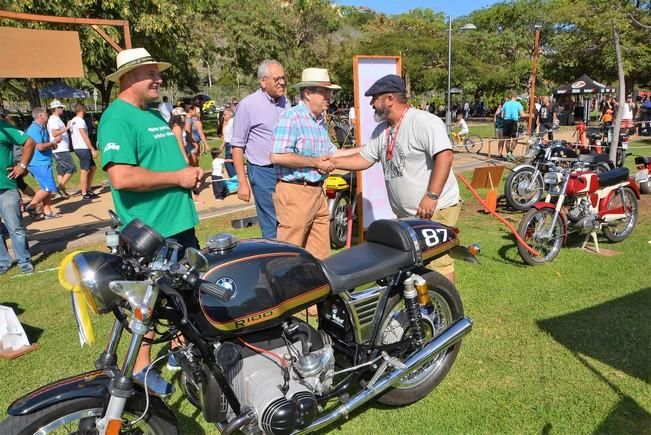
[543,171,561,185]
[59,251,125,314]
[526,144,541,158]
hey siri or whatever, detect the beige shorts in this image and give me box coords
[427,202,461,276]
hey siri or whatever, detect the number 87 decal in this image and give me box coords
[422,228,448,247]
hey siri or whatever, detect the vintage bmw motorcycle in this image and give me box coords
[1,213,476,434]
[516,162,639,265]
[504,135,614,211]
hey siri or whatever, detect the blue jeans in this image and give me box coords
[0,189,31,268]
[224,143,236,178]
[247,163,277,239]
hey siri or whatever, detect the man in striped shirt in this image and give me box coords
[270,68,342,260]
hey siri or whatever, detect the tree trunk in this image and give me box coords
[610,23,625,165]
[26,79,41,109]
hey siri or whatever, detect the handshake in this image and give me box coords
[316,154,336,174]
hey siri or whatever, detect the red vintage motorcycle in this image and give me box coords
[517,162,640,265]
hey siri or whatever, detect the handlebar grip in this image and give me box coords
[197,279,233,302]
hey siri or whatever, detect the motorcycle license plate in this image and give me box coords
[635,169,649,182]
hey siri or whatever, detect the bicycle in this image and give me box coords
[449,131,483,153]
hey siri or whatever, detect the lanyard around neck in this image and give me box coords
[385,106,410,161]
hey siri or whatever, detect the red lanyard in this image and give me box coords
[385,107,410,161]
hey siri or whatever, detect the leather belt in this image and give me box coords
[249,163,274,168]
[279,179,324,187]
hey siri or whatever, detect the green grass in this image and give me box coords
[1,146,650,434]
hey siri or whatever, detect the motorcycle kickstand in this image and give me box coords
[581,231,600,253]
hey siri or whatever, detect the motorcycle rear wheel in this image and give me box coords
[602,187,638,242]
[375,270,463,406]
[505,167,544,211]
[0,397,178,435]
[517,207,564,265]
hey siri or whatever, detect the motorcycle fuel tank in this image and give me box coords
[188,238,330,337]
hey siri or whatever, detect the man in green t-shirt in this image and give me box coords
[0,108,36,274]
[98,48,204,396]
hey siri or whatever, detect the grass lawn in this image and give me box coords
[1,144,650,434]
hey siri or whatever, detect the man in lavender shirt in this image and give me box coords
[231,59,290,238]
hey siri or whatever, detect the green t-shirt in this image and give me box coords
[0,119,28,190]
[98,99,198,238]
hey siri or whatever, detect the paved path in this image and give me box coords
[19,147,523,254]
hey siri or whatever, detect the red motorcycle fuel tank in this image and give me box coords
[188,237,330,338]
[567,171,599,195]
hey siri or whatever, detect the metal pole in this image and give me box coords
[447,14,452,134]
[528,29,541,134]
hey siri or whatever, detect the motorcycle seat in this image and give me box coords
[597,167,629,187]
[320,242,413,295]
[634,156,651,165]
[578,153,611,164]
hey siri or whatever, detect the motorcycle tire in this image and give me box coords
[329,192,352,249]
[640,180,651,194]
[375,270,463,406]
[463,135,483,154]
[601,187,638,242]
[504,167,544,211]
[517,207,564,265]
[0,396,178,435]
[594,162,612,174]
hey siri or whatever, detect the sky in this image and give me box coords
[337,0,502,18]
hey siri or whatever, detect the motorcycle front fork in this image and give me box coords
[95,317,151,434]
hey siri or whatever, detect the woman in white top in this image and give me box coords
[221,107,236,177]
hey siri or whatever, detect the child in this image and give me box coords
[456,114,469,138]
[210,147,231,200]
[573,120,588,152]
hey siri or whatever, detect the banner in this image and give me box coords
[352,56,401,230]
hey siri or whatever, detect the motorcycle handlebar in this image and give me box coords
[196,279,234,302]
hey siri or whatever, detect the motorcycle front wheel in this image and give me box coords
[0,397,178,435]
[602,187,638,242]
[517,207,565,265]
[504,167,544,211]
[375,270,463,406]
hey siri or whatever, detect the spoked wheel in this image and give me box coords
[329,192,352,249]
[464,135,483,153]
[0,397,177,435]
[517,207,565,265]
[504,167,544,211]
[376,270,463,406]
[602,187,638,242]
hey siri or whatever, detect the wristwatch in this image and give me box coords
[426,191,440,200]
[18,162,27,170]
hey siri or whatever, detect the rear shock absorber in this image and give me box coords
[403,275,425,345]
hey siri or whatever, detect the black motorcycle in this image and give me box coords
[504,134,614,211]
[1,212,477,435]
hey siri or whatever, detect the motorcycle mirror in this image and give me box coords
[108,210,122,230]
[184,248,209,273]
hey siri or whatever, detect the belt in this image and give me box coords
[249,163,274,168]
[279,179,324,187]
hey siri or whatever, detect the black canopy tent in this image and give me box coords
[553,74,616,124]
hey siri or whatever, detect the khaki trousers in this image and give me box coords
[427,202,461,276]
[273,182,331,260]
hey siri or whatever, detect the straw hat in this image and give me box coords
[49,100,65,109]
[106,48,171,83]
[171,107,188,116]
[292,68,341,90]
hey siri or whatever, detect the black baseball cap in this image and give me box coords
[364,74,406,97]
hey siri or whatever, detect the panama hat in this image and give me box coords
[49,100,65,109]
[106,48,171,83]
[171,107,188,116]
[292,68,341,90]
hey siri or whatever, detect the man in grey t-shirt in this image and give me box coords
[331,74,460,283]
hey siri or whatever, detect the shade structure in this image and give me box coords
[553,74,616,95]
[39,81,89,99]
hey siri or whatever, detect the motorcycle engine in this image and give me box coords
[210,320,335,435]
[567,198,596,229]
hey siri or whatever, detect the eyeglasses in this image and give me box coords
[266,75,286,84]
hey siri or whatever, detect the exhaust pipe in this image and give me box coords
[296,316,473,434]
